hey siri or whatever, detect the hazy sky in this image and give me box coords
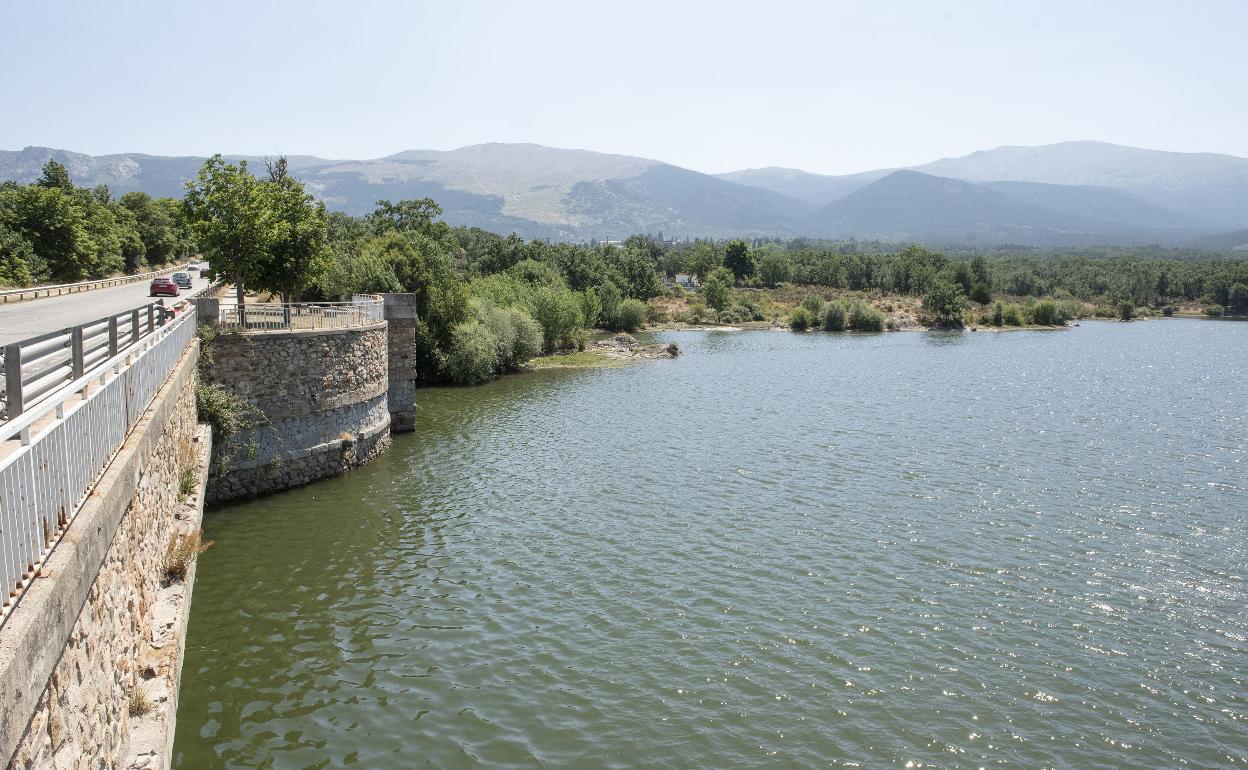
[2,0,1245,174]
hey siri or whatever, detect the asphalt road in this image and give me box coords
[0,271,212,345]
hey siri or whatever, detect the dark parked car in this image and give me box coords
[171,272,193,289]
[149,277,179,297]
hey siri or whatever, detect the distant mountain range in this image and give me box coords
[2,140,1246,247]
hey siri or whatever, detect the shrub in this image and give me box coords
[1205,305,1224,317]
[577,287,602,328]
[822,300,849,331]
[1002,304,1025,326]
[178,467,197,499]
[1030,298,1065,326]
[701,267,733,311]
[597,282,622,329]
[1162,305,1175,317]
[511,312,543,363]
[970,282,993,304]
[195,382,265,475]
[1119,300,1135,321]
[477,302,542,371]
[617,298,647,332]
[443,320,500,384]
[162,530,213,585]
[719,305,752,324]
[849,301,884,331]
[789,306,813,331]
[991,301,1005,326]
[530,286,584,351]
[801,294,824,317]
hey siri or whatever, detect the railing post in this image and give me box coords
[70,326,84,380]
[146,304,155,335]
[108,317,119,357]
[131,309,140,346]
[4,343,24,417]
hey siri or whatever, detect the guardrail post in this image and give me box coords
[70,327,84,380]
[146,304,155,334]
[4,344,23,417]
[108,317,119,357]
[131,309,140,346]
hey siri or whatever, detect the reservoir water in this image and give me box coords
[174,319,1247,768]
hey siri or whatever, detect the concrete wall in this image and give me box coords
[383,294,418,433]
[0,339,208,770]
[200,322,392,503]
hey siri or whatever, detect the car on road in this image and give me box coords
[149,277,179,297]
[187,262,199,271]
[171,272,193,289]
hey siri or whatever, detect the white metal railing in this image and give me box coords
[0,308,197,625]
[215,299,384,332]
[1,302,191,421]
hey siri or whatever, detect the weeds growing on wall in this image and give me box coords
[162,530,213,586]
[178,467,197,498]
[128,688,155,718]
[195,382,265,476]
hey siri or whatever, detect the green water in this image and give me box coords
[174,320,1247,768]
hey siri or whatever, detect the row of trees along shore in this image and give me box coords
[4,156,1248,386]
[0,161,196,285]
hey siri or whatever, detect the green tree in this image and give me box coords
[183,155,275,318]
[0,223,37,286]
[367,198,450,242]
[722,239,755,280]
[701,267,733,311]
[36,160,73,191]
[758,252,794,287]
[922,279,966,325]
[608,246,664,300]
[1229,282,1248,315]
[119,191,179,266]
[530,286,584,352]
[0,183,106,281]
[257,159,331,302]
[684,242,718,281]
[356,229,467,381]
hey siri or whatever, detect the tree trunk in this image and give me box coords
[235,276,246,328]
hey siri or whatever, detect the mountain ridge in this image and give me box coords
[2,141,1244,246]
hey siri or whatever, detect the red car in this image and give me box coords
[149,277,179,297]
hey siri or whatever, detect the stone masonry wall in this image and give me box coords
[383,294,418,433]
[4,340,203,769]
[201,322,391,503]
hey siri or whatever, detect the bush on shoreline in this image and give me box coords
[822,300,849,331]
[789,306,813,331]
[849,301,885,331]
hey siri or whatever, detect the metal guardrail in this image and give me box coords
[0,302,189,421]
[0,266,176,303]
[0,307,197,624]
[215,299,384,332]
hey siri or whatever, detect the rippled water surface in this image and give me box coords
[174,320,1247,768]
